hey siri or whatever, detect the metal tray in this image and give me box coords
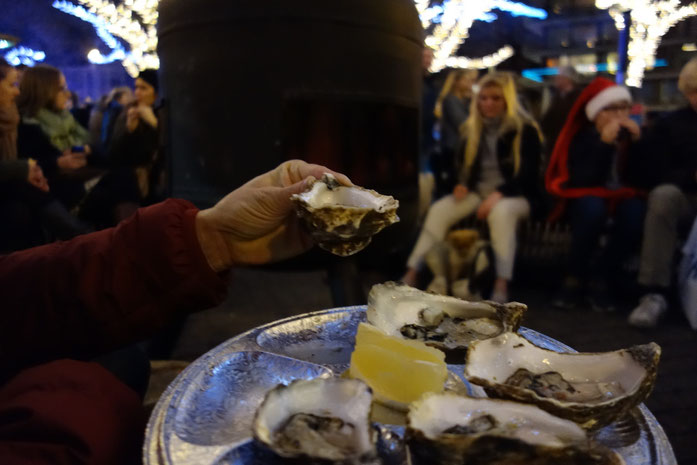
[144,306,676,465]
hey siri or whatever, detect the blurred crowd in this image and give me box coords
[1,53,696,331]
[0,59,164,253]
[408,51,697,329]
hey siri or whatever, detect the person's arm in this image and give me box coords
[108,109,158,167]
[566,126,614,188]
[0,199,228,374]
[17,122,61,176]
[442,95,468,129]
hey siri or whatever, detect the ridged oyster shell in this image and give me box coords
[407,392,624,465]
[252,378,377,463]
[291,174,399,256]
[464,332,661,430]
[366,282,526,353]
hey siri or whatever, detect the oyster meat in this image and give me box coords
[464,332,661,430]
[366,282,526,352]
[407,392,624,465]
[252,378,376,462]
[291,174,399,256]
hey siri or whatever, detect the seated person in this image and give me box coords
[403,72,542,303]
[0,160,350,465]
[546,77,650,311]
[628,57,697,327]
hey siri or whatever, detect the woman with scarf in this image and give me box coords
[0,59,88,251]
[16,65,95,210]
[403,73,542,302]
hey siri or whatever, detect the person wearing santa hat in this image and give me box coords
[546,77,651,311]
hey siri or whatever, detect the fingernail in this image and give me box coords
[304,176,316,188]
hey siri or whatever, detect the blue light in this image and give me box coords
[0,39,14,50]
[52,0,128,65]
[522,60,668,83]
[492,0,548,19]
[4,47,47,67]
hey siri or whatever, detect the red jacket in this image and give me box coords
[0,199,228,464]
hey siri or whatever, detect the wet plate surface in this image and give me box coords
[144,306,676,465]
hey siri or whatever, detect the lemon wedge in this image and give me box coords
[349,322,448,410]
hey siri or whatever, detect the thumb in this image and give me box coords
[284,176,316,197]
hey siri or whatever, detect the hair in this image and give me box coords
[460,72,531,176]
[0,58,12,82]
[434,69,478,119]
[16,64,63,117]
[678,57,697,96]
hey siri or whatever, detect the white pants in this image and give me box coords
[406,194,530,280]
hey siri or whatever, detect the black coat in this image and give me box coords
[457,122,542,200]
[566,124,652,190]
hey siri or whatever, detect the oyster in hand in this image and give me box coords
[464,332,661,430]
[291,174,399,256]
[252,378,376,463]
[407,393,624,465]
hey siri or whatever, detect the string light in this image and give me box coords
[0,40,14,50]
[597,0,697,87]
[423,1,547,73]
[444,45,515,69]
[4,47,46,66]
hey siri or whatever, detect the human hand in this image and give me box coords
[600,119,622,144]
[453,184,469,201]
[26,160,49,192]
[195,160,352,270]
[619,118,641,141]
[136,105,158,128]
[57,150,88,171]
[476,191,503,220]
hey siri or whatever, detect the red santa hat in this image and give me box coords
[544,77,639,219]
[584,79,632,120]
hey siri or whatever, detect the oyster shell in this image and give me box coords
[252,378,377,463]
[366,282,526,353]
[464,332,661,430]
[406,392,624,465]
[291,174,399,256]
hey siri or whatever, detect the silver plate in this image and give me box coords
[144,306,676,465]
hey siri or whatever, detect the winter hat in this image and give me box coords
[137,69,159,93]
[544,77,639,214]
[584,78,631,121]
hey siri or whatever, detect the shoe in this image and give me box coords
[489,288,508,304]
[628,294,667,328]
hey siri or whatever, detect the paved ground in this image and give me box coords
[155,267,697,465]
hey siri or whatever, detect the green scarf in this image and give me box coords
[25,108,90,152]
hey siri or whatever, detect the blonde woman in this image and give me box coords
[433,69,478,195]
[403,73,542,302]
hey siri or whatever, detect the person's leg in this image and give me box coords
[603,197,646,280]
[555,196,608,308]
[487,197,530,302]
[404,193,481,286]
[630,185,690,326]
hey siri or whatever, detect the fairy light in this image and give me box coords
[423,1,546,73]
[4,47,46,66]
[445,45,515,69]
[597,0,697,87]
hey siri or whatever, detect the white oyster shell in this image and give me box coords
[464,332,661,430]
[366,282,526,352]
[407,392,623,465]
[291,174,399,256]
[252,378,376,462]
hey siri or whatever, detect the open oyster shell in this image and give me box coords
[252,378,377,463]
[366,282,526,353]
[291,174,399,256]
[464,332,661,430]
[406,392,624,465]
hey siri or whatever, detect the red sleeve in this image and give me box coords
[0,199,228,375]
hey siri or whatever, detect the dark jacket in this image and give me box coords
[0,199,227,464]
[16,119,62,177]
[566,124,651,190]
[108,107,159,169]
[457,122,542,199]
[541,87,582,154]
[0,159,28,184]
[643,106,697,192]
